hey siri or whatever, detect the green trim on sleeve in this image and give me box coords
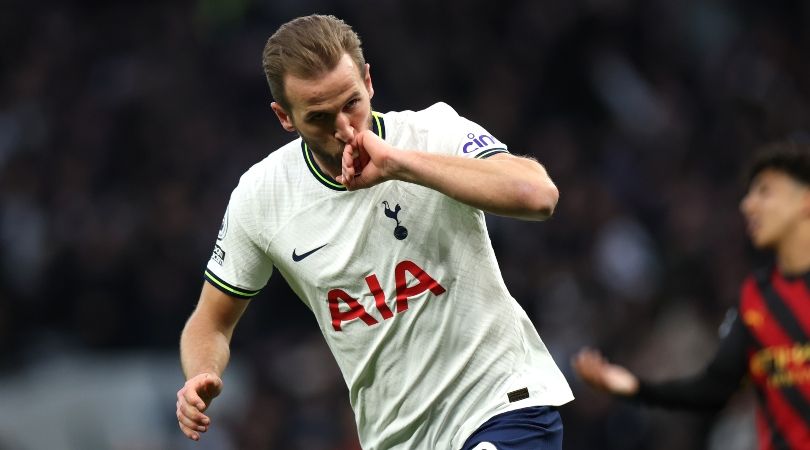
[204,269,261,299]
[475,148,509,159]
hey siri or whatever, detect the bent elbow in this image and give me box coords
[523,180,559,221]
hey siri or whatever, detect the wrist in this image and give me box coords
[384,148,418,183]
[383,147,403,182]
[183,365,222,380]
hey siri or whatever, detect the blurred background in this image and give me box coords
[1,0,808,448]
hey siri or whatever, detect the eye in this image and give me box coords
[345,98,359,110]
[307,112,326,122]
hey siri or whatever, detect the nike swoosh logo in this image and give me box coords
[292,243,328,262]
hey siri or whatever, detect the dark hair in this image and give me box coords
[747,141,810,186]
[262,15,365,111]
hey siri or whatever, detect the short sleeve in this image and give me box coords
[422,102,510,159]
[203,179,274,299]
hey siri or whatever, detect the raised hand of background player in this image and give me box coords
[337,129,393,190]
[572,348,640,396]
[176,372,223,441]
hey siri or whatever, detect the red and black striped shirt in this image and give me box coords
[740,268,810,449]
[636,267,810,450]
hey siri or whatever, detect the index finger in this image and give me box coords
[180,386,207,411]
[341,143,355,183]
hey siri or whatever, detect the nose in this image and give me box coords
[334,113,354,144]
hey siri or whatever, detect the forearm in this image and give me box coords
[180,315,233,380]
[634,371,739,411]
[633,312,749,411]
[388,151,559,221]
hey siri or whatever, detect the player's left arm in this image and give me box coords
[573,310,749,411]
[632,311,750,410]
[337,130,558,221]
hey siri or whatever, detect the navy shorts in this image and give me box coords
[460,406,563,450]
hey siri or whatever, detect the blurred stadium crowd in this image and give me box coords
[0,0,808,449]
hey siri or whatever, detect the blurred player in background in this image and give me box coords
[573,141,810,450]
[176,14,573,450]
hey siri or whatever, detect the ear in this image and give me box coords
[364,63,374,100]
[271,102,296,132]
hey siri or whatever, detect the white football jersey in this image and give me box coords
[205,102,573,449]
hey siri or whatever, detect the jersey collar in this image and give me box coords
[301,112,386,191]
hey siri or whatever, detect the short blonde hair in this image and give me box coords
[262,14,365,111]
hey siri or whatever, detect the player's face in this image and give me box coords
[272,53,374,172]
[740,169,810,249]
